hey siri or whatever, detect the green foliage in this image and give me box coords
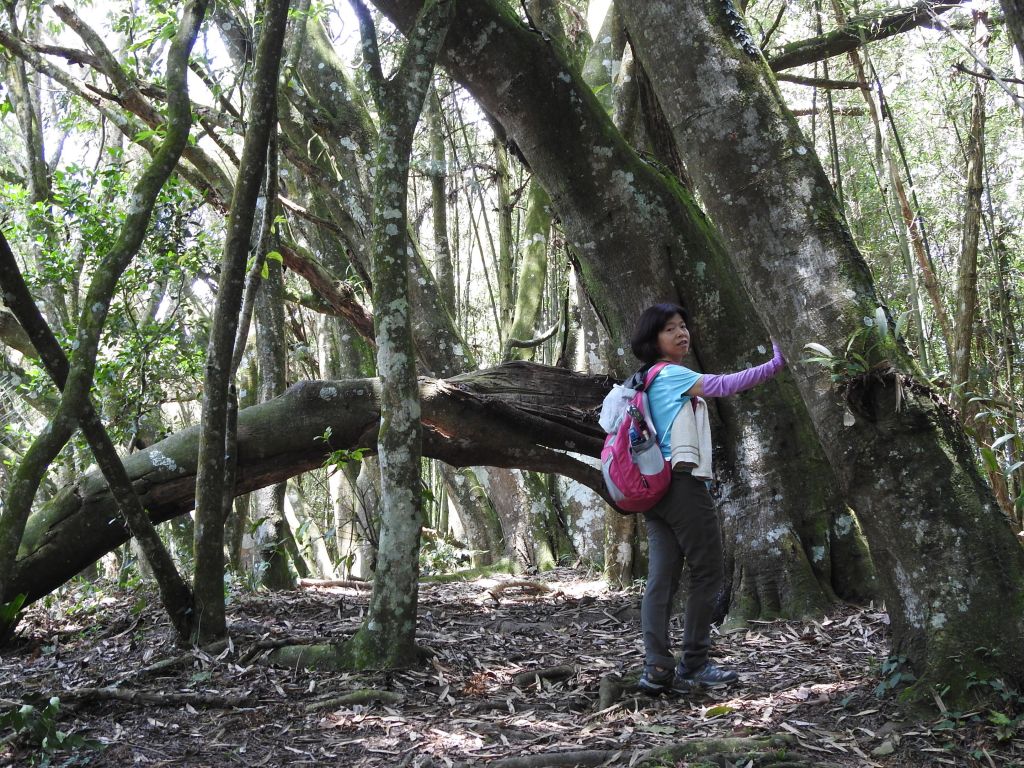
[418,535,473,575]
[802,307,909,383]
[0,697,97,756]
[0,594,27,642]
[317,427,368,474]
[968,676,1024,741]
[874,654,917,697]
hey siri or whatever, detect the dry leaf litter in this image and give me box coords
[1,568,1020,767]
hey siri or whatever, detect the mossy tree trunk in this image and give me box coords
[341,0,453,669]
[618,0,1024,700]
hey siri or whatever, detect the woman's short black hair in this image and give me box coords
[630,303,690,364]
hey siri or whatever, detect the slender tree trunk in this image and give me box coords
[2,4,70,330]
[494,138,515,335]
[950,14,989,419]
[835,0,953,362]
[504,183,552,361]
[427,89,457,311]
[619,0,1024,701]
[255,240,295,590]
[341,0,453,669]
[193,0,290,643]
[0,0,209,612]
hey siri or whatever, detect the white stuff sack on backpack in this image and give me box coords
[599,383,639,434]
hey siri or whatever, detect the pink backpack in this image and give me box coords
[600,363,671,513]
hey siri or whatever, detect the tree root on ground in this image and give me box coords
[487,580,552,602]
[598,672,642,710]
[303,688,404,712]
[512,665,576,688]
[59,686,248,709]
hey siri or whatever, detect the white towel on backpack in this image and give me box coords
[670,397,713,480]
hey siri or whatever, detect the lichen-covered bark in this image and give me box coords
[254,255,295,590]
[503,183,552,361]
[619,0,1024,698]
[344,0,453,669]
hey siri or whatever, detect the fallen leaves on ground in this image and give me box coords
[0,568,1020,767]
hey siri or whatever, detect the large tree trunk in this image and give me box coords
[9,363,608,607]
[371,0,865,622]
[619,0,1024,700]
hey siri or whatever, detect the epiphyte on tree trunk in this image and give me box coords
[721,0,760,57]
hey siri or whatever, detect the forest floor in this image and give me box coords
[1,567,1021,767]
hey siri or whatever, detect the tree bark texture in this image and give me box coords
[950,16,988,418]
[503,183,552,362]
[9,363,609,606]
[619,0,1024,698]
[255,251,295,590]
[371,0,861,622]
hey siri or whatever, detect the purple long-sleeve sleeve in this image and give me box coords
[701,341,785,397]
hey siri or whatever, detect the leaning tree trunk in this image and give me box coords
[618,0,1024,702]
[372,0,865,622]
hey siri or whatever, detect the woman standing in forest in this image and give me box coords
[632,303,785,694]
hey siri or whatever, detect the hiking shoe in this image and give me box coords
[637,666,675,695]
[676,662,739,689]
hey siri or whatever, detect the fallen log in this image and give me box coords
[9,362,610,606]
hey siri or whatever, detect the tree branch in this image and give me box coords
[767,0,967,71]
[775,73,861,89]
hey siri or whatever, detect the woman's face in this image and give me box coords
[656,313,690,363]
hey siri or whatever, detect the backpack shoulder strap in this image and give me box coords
[640,361,671,391]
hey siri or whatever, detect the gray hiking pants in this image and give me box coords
[641,471,724,672]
